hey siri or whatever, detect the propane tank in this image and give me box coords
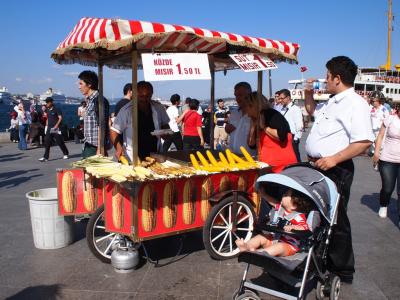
[111,247,139,273]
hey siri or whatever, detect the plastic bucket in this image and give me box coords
[26,188,74,249]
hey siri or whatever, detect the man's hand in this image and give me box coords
[200,138,205,146]
[284,225,293,232]
[225,123,236,134]
[314,156,337,171]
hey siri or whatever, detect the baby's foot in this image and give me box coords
[235,238,247,252]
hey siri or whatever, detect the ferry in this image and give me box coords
[39,87,67,104]
[0,87,13,105]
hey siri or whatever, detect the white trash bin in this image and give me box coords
[26,188,74,249]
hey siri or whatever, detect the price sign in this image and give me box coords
[229,53,278,72]
[142,53,211,81]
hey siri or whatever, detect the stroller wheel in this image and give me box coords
[329,276,341,300]
[316,280,326,300]
[234,289,260,300]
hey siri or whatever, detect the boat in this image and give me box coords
[39,87,67,104]
[0,87,13,105]
[289,0,400,103]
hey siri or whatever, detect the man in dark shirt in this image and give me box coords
[38,97,69,162]
[114,83,132,116]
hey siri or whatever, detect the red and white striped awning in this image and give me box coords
[52,17,300,70]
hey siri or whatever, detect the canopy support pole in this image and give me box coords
[257,71,263,161]
[267,69,272,99]
[131,50,139,166]
[98,63,105,155]
[209,55,215,150]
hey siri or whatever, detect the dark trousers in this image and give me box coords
[43,130,69,159]
[183,136,202,151]
[162,131,183,152]
[10,128,19,141]
[322,159,355,279]
[378,160,400,211]
[82,143,97,158]
[292,139,301,162]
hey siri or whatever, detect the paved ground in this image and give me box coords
[0,137,399,300]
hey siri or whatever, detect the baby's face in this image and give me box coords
[281,193,297,213]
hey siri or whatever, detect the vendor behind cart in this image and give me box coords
[110,81,170,162]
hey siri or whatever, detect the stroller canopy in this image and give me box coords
[256,166,339,223]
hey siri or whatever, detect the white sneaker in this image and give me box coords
[378,207,387,218]
[63,155,69,159]
[38,157,47,162]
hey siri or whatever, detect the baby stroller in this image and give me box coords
[233,165,341,300]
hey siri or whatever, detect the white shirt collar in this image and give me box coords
[330,87,354,103]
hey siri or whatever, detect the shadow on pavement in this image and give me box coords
[361,193,399,227]
[0,169,39,180]
[0,153,25,163]
[0,174,43,189]
[5,284,62,300]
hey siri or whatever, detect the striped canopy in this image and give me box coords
[51,17,300,70]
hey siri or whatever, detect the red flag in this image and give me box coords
[300,66,308,72]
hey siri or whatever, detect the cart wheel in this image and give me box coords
[316,280,326,300]
[203,196,256,260]
[234,289,260,300]
[329,276,340,300]
[86,205,119,263]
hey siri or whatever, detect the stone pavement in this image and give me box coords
[0,139,399,300]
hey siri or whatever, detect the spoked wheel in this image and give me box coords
[329,276,341,300]
[86,205,121,263]
[203,196,256,260]
[316,280,326,300]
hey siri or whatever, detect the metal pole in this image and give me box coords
[209,55,215,150]
[97,63,105,155]
[257,71,263,161]
[268,69,272,99]
[131,50,139,166]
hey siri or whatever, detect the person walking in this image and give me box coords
[370,91,389,155]
[9,112,19,143]
[163,94,183,152]
[78,70,110,158]
[213,99,230,149]
[278,89,304,162]
[14,103,30,150]
[181,98,204,150]
[304,56,374,284]
[372,103,400,222]
[38,97,69,162]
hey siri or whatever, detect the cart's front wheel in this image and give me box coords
[203,195,256,260]
[86,205,120,263]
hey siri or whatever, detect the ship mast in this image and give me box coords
[381,0,393,70]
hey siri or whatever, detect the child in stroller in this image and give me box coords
[236,188,313,257]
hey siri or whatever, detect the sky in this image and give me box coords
[0,0,399,101]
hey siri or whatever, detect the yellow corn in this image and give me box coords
[141,184,154,232]
[240,146,256,165]
[218,152,229,165]
[206,151,219,167]
[119,155,129,165]
[196,151,210,167]
[231,153,248,165]
[61,171,76,213]
[83,174,97,212]
[190,154,201,170]
[201,178,212,221]
[225,149,237,167]
[163,182,176,228]
[202,165,224,173]
[112,185,124,229]
[182,180,195,225]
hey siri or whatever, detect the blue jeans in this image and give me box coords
[378,160,400,212]
[18,124,27,150]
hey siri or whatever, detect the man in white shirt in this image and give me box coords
[163,94,183,152]
[278,89,304,161]
[273,90,283,111]
[225,82,256,156]
[304,56,374,284]
[370,92,389,136]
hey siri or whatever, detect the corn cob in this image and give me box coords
[190,154,201,170]
[225,149,237,167]
[218,152,229,166]
[112,185,124,229]
[83,174,97,212]
[119,155,129,165]
[61,171,76,213]
[240,146,256,165]
[163,182,176,228]
[201,178,212,221]
[141,184,155,232]
[183,180,195,225]
[237,176,248,192]
[219,175,232,192]
[206,151,219,167]
[196,151,210,167]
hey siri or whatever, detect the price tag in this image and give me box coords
[142,53,211,81]
[229,53,278,72]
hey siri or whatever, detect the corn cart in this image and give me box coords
[51,17,299,264]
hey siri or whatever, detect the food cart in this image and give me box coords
[51,17,299,264]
